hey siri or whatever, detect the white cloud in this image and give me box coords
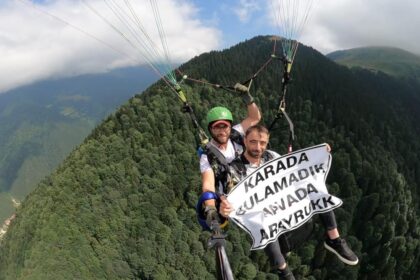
[0,0,221,94]
[3,0,420,94]
[300,0,420,54]
[265,0,420,55]
[234,0,261,23]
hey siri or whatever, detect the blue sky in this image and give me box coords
[1,0,419,94]
[188,0,277,49]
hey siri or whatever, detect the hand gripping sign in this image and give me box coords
[227,144,343,250]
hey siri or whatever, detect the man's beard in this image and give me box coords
[212,133,229,145]
[247,149,263,159]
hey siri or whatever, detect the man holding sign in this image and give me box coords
[220,125,358,279]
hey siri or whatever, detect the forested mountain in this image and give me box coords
[327,47,420,83]
[0,66,157,223]
[0,36,419,279]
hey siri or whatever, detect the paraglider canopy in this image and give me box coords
[270,0,315,65]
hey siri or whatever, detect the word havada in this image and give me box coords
[236,162,326,216]
[259,194,338,243]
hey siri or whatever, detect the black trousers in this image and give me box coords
[265,211,338,268]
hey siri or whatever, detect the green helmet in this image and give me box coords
[206,106,233,126]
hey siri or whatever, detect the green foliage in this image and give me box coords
[1,36,419,279]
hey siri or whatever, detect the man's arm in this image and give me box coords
[201,169,221,226]
[201,170,216,200]
[234,82,261,132]
[200,154,215,195]
[200,152,217,207]
[203,171,233,218]
[240,102,261,132]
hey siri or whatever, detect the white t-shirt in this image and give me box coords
[243,150,280,175]
[199,124,244,173]
[229,150,281,186]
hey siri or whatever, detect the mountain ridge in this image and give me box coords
[327,46,420,82]
[0,66,157,223]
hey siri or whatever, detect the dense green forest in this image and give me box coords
[0,36,419,279]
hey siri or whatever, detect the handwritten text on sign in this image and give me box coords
[227,144,342,250]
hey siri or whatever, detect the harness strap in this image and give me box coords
[204,129,244,194]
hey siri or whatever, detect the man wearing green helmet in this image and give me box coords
[198,88,261,229]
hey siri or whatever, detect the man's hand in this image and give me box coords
[205,205,219,228]
[326,143,331,152]
[219,196,234,218]
[234,83,254,105]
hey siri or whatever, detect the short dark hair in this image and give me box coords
[245,124,270,138]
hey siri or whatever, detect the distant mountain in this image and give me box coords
[0,36,419,279]
[327,47,420,82]
[0,66,157,223]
